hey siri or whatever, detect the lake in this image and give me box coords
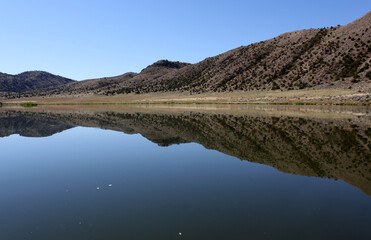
[0,104,370,240]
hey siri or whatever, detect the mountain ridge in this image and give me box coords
[1,11,370,98]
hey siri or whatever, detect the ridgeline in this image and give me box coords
[1,12,370,103]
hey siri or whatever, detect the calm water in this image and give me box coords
[0,105,370,240]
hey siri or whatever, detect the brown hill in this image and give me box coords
[115,11,370,94]
[4,12,371,98]
[0,71,74,93]
[44,72,138,96]
[25,60,190,97]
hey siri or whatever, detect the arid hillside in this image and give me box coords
[0,71,74,93]
[2,12,370,99]
[112,11,370,94]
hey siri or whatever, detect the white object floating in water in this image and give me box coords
[78,221,82,225]
[178,232,182,236]
[108,184,112,187]
[96,187,100,190]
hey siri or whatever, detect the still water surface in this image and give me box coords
[0,105,370,240]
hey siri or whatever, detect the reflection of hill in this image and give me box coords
[0,111,74,137]
[0,109,370,195]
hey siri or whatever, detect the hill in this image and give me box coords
[2,11,371,98]
[0,71,74,93]
[113,11,371,94]
[49,60,189,96]
[11,60,189,97]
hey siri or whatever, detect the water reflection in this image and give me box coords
[0,111,73,137]
[1,105,370,195]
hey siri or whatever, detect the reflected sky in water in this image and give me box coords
[0,108,370,240]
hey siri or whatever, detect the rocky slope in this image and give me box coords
[2,12,371,98]
[0,71,74,93]
[114,11,371,94]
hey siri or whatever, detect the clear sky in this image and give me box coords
[0,0,370,80]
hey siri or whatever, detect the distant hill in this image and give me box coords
[38,60,189,96]
[0,71,74,93]
[3,11,371,98]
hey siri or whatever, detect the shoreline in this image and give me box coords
[1,87,371,106]
[1,101,370,106]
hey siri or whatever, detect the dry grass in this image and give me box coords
[3,100,371,122]
[2,87,370,105]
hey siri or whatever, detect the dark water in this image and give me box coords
[0,106,370,240]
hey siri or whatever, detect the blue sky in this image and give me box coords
[0,0,370,80]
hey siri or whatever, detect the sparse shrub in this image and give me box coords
[366,71,371,80]
[21,102,38,107]
[271,82,280,90]
[339,54,362,78]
